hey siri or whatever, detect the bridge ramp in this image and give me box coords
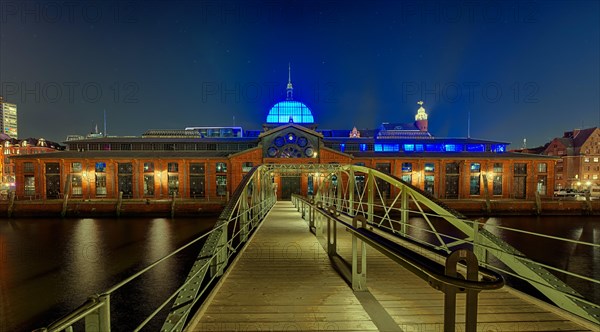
[187,201,592,331]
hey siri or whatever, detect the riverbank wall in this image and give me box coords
[1,198,598,218]
[1,198,226,218]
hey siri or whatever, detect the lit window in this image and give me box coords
[470,163,481,172]
[445,144,462,152]
[168,162,179,172]
[538,163,547,173]
[216,162,227,173]
[415,144,424,152]
[491,144,506,153]
[385,144,399,152]
[242,162,253,172]
[144,162,154,172]
[24,162,34,173]
[95,162,106,172]
[403,144,414,152]
[402,163,412,172]
[424,163,434,172]
[426,144,443,152]
[467,144,485,152]
[72,162,82,173]
[493,163,503,173]
[359,144,367,152]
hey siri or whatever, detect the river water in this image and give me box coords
[1,215,598,331]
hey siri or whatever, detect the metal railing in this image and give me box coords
[307,164,600,326]
[291,194,504,332]
[33,166,276,332]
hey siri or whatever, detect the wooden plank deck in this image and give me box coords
[186,201,594,332]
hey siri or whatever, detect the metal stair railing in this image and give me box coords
[291,194,504,332]
[310,164,600,326]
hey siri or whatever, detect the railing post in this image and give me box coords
[336,170,342,210]
[472,219,487,264]
[98,294,111,332]
[401,187,408,236]
[211,223,228,277]
[444,249,480,332]
[349,169,355,216]
[351,215,367,291]
[240,186,249,242]
[367,170,374,224]
[327,206,337,256]
[84,294,110,332]
[309,199,315,229]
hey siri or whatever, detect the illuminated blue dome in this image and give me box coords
[266,100,314,124]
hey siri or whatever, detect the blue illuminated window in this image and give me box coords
[491,144,506,153]
[467,144,485,152]
[426,144,444,152]
[360,144,367,152]
[375,144,400,152]
[339,143,345,152]
[415,144,424,152]
[444,144,463,152]
[266,101,314,123]
[95,162,106,172]
[403,144,414,152]
[470,163,481,172]
[385,144,399,152]
[402,162,412,172]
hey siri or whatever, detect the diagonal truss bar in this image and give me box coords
[315,164,600,325]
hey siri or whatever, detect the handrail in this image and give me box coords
[34,165,276,332]
[292,193,501,331]
[303,164,600,325]
[294,194,504,292]
[39,297,104,332]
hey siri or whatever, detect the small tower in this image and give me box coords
[286,62,293,100]
[349,126,361,138]
[414,101,428,132]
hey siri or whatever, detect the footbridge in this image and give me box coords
[35,164,600,331]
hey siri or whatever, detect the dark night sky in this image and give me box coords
[0,0,599,147]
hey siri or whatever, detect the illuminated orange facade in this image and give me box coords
[8,78,559,201]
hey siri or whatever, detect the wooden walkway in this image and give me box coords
[186,201,594,332]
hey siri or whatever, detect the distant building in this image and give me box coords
[0,96,18,138]
[1,136,63,195]
[543,127,600,190]
[9,70,557,201]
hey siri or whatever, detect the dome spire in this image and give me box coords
[286,62,293,100]
[415,100,428,120]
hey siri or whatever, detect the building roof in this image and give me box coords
[258,123,323,139]
[570,127,598,148]
[10,150,233,159]
[63,136,259,144]
[349,151,559,160]
[380,122,419,131]
[266,100,315,124]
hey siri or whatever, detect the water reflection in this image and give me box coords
[0,217,215,332]
[1,215,598,331]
